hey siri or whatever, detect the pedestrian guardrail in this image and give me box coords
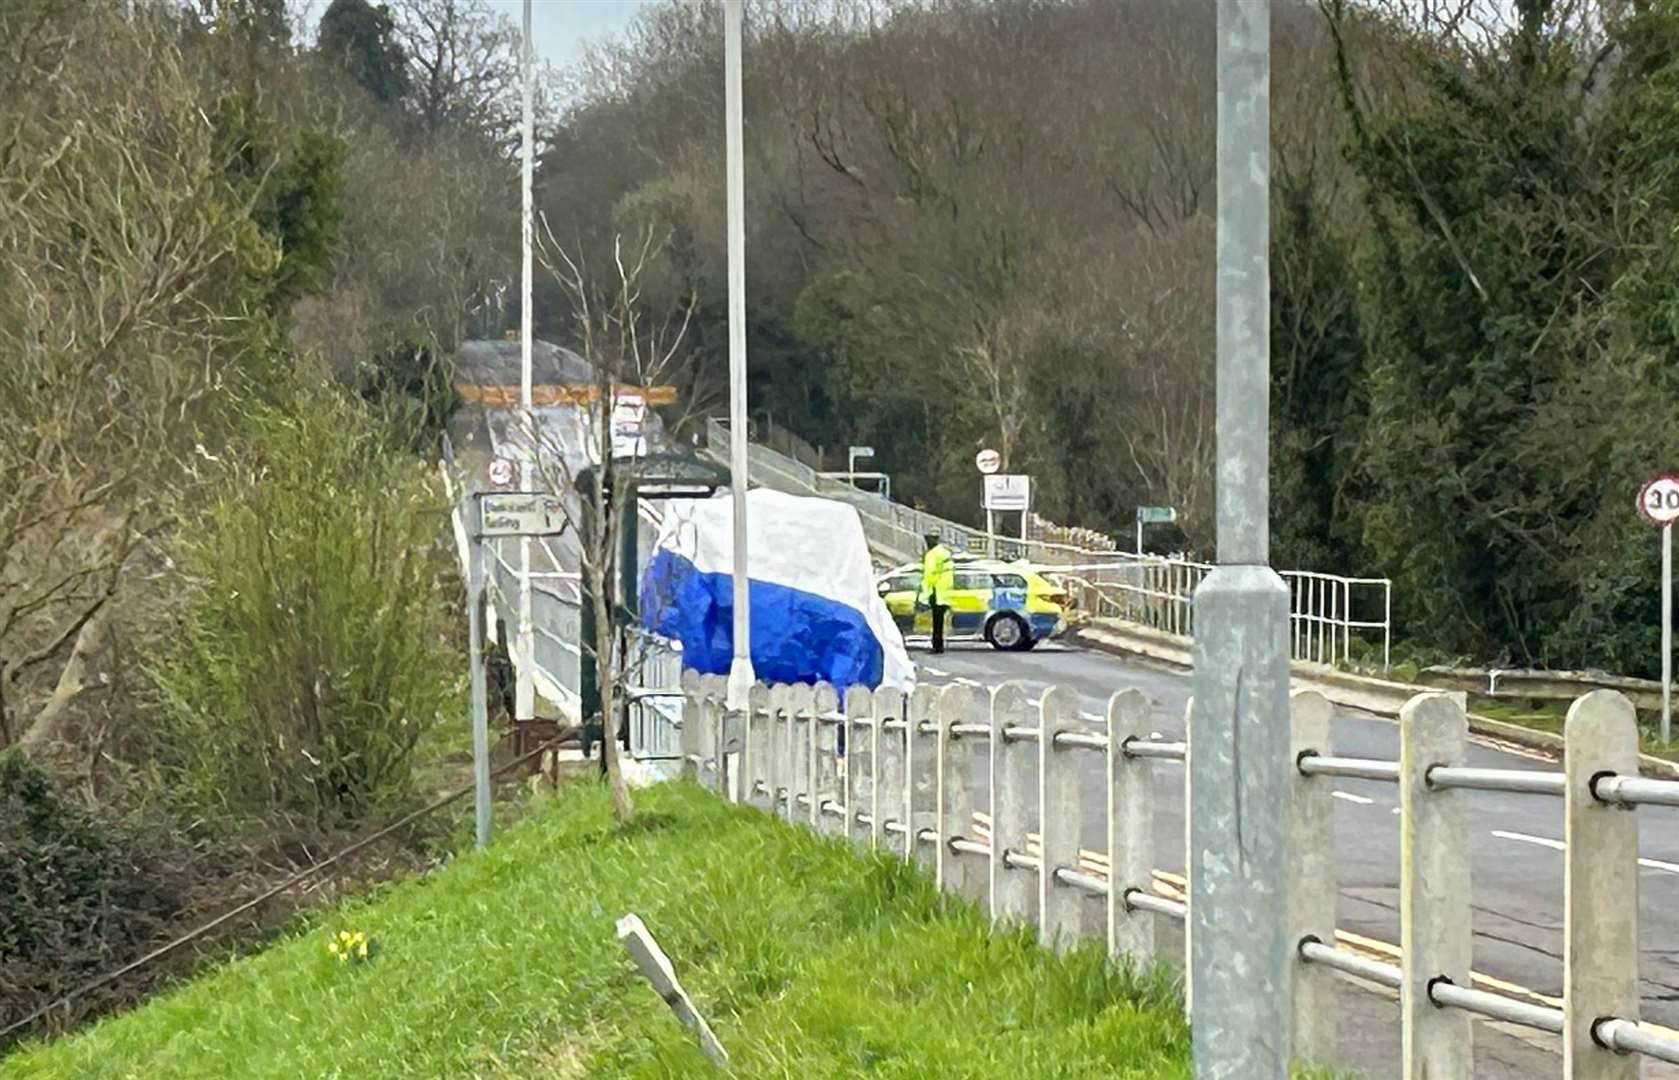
[705,418,1394,669]
[675,674,1679,1075]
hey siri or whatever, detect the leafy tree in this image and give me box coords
[318,0,411,105]
[255,127,348,309]
[1269,175,1367,573]
[354,334,463,451]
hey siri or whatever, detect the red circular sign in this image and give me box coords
[1638,474,1679,525]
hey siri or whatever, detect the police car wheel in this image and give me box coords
[986,613,1029,651]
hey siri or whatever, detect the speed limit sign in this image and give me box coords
[1638,474,1679,525]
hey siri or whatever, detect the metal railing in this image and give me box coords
[677,677,1679,1074]
[705,417,1394,668]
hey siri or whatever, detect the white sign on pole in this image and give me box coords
[1638,475,1679,525]
[1639,474,1679,744]
[478,492,567,537]
[975,448,1001,475]
[487,457,516,488]
[983,474,1030,512]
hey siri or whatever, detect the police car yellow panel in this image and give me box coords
[876,559,1068,650]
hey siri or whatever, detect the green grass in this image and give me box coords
[2,781,1197,1079]
[1471,697,1679,763]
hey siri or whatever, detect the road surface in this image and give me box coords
[915,638,1679,1075]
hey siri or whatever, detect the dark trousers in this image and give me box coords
[930,602,948,654]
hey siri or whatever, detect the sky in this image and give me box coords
[299,0,653,71]
[480,0,652,69]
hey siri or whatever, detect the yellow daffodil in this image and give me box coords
[326,928,373,965]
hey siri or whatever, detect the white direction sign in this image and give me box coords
[487,456,516,488]
[477,492,567,537]
[983,474,1030,512]
[1639,474,1679,526]
[975,448,1001,475]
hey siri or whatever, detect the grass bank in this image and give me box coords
[2,781,1194,1078]
[1472,698,1679,763]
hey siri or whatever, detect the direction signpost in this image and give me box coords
[466,491,569,848]
[848,445,874,490]
[479,493,567,537]
[983,474,1031,549]
[1135,504,1178,556]
[1638,474,1679,743]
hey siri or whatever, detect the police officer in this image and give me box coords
[918,532,955,654]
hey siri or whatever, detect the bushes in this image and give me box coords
[0,751,185,1039]
[147,382,462,826]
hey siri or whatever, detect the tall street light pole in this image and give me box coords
[515,0,536,730]
[723,0,755,709]
[1190,3,1291,1077]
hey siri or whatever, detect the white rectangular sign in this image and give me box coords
[983,474,1030,512]
[477,492,567,537]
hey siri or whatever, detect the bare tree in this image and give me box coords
[388,0,562,150]
[523,222,698,825]
[0,4,272,755]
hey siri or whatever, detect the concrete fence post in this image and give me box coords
[745,683,770,809]
[844,685,874,846]
[937,683,985,898]
[767,684,790,818]
[698,674,727,790]
[989,681,1034,925]
[875,687,905,854]
[908,684,941,871]
[704,693,726,795]
[812,682,839,832]
[1399,692,1472,1079]
[679,670,703,782]
[785,683,816,824]
[1182,696,1194,1020]
[1107,688,1154,963]
[1038,685,1083,950]
[1563,690,1641,1080]
[1288,689,1336,1069]
[731,682,752,805]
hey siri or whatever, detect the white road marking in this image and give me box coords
[922,665,948,677]
[1332,790,1374,806]
[1492,829,1679,875]
[1492,829,1563,852]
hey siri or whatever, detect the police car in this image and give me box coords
[875,558,1069,650]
